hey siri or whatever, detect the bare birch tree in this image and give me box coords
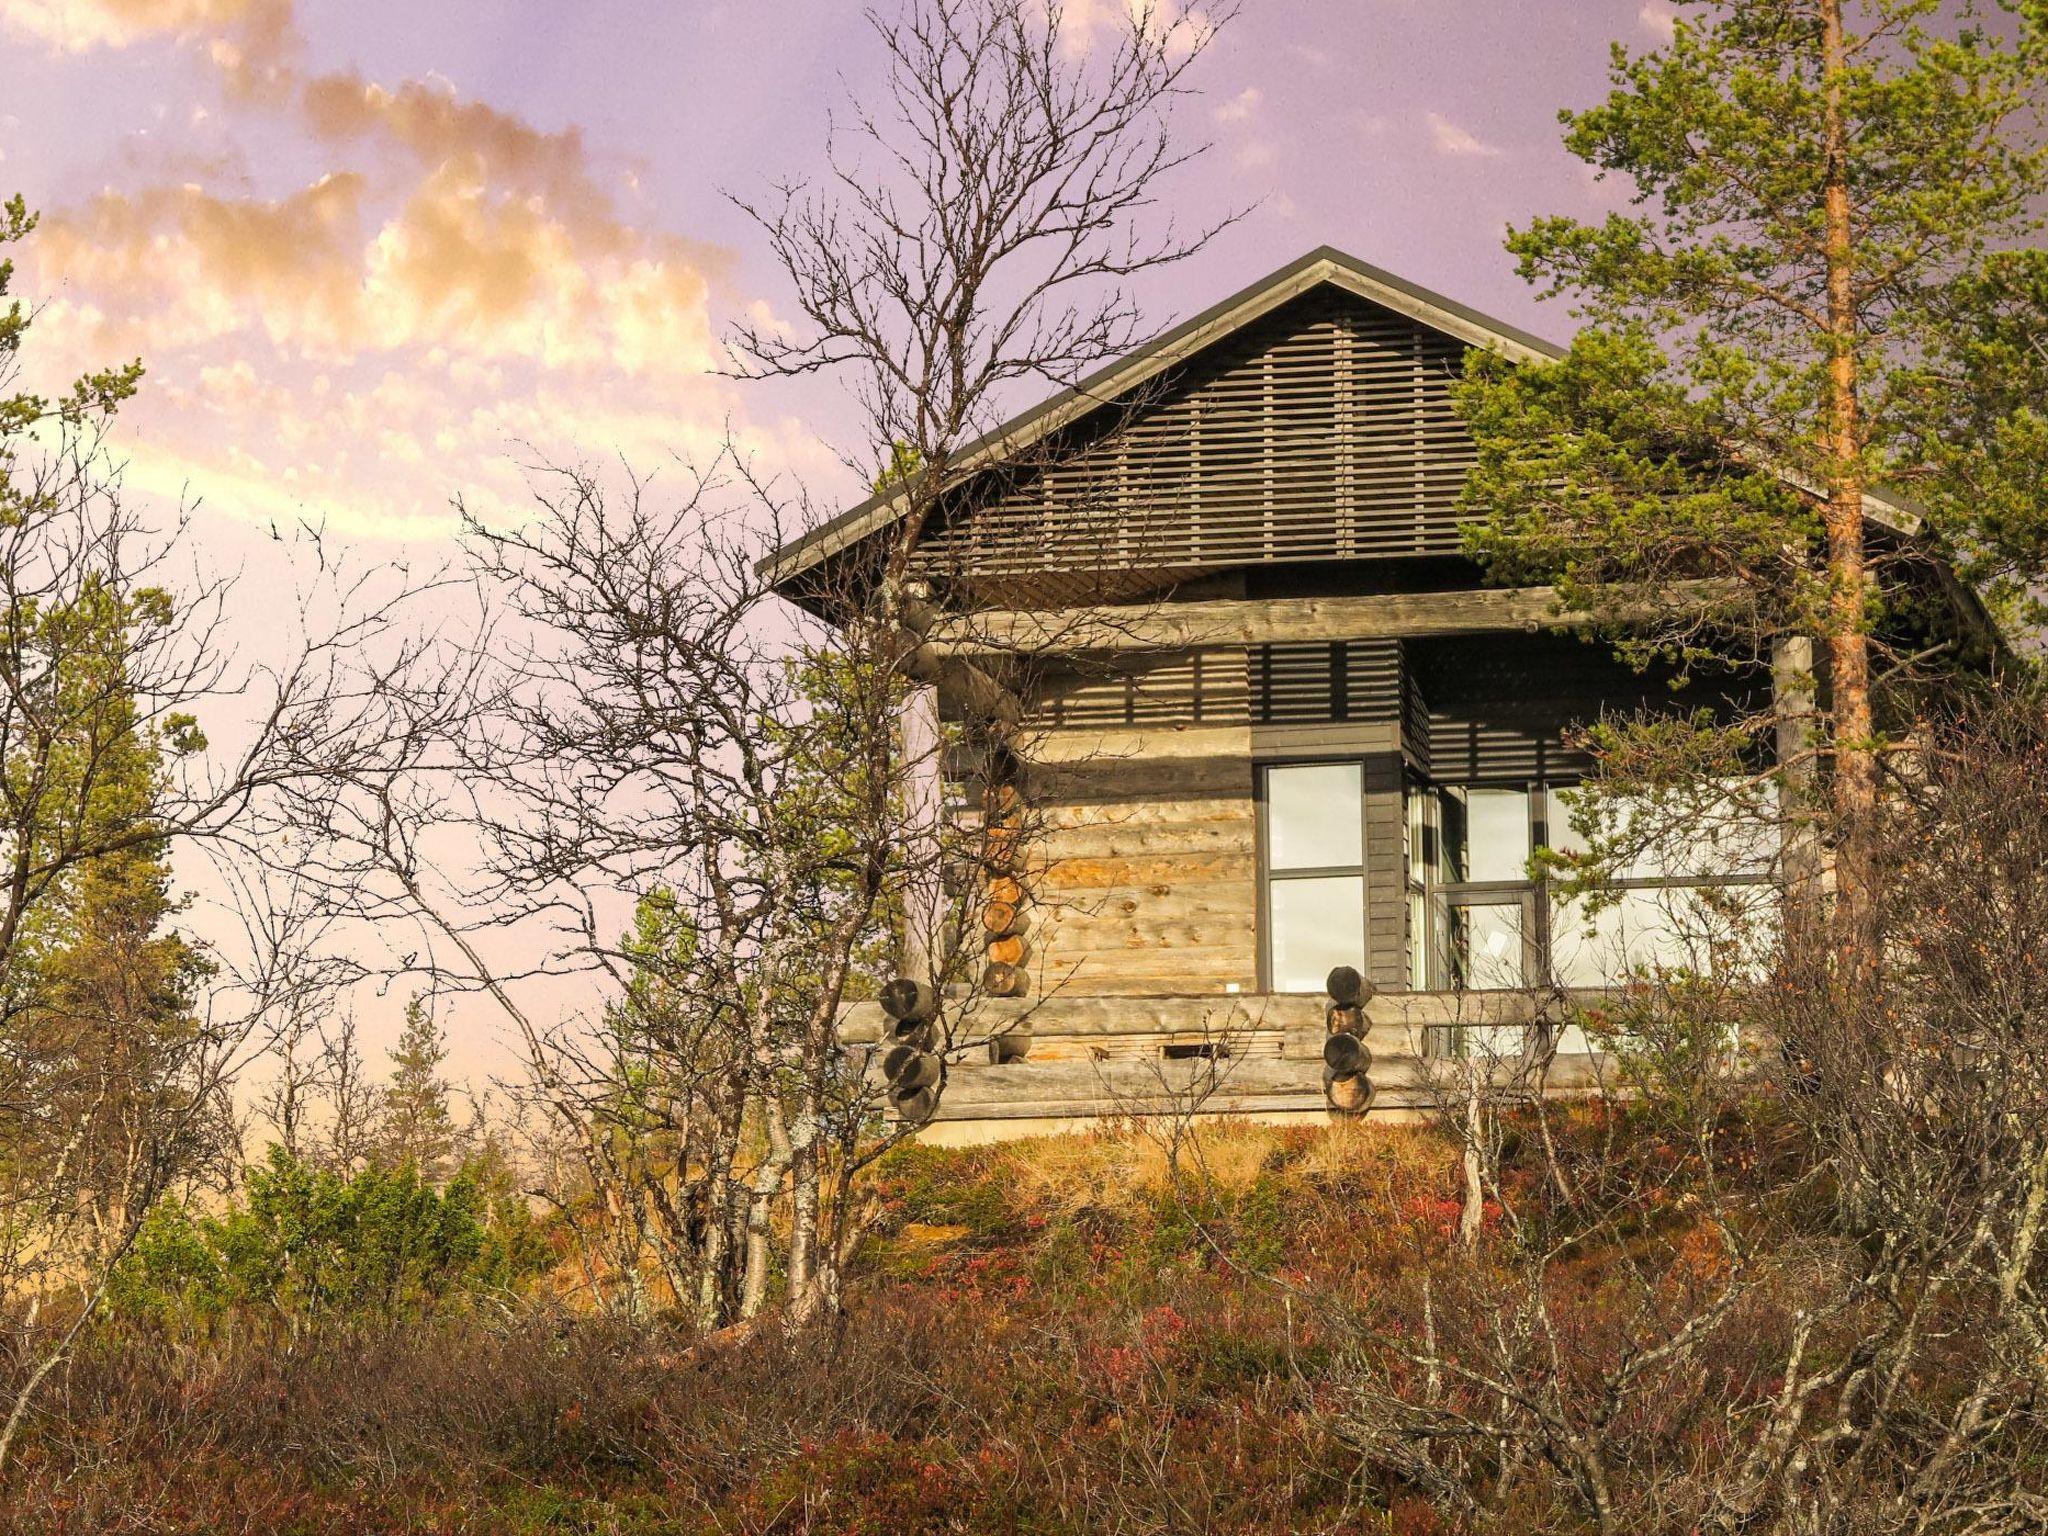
[295,0,1237,1331]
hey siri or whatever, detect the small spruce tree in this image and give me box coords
[378,996,456,1182]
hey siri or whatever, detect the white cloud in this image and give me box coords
[1213,85,1260,124]
[1427,111,1503,159]
[1233,140,1277,171]
[0,0,279,52]
[16,0,753,542]
[1637,1,1677,41]
[1054,0,1212,57]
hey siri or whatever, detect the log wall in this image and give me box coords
[842,992,1611,1141]
[1022,646,1260,999]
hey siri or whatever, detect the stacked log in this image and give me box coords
[987,1019,1034,1065]
[979,785,1033,1005]
[878,978,942,1123]
[1322,965,1376,1115]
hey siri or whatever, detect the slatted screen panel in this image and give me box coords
[1412,635,1763,784]
[1036,650,1250,729]
[1252,641,1402,726]
[914,288,1478,577]
[1037,642,1410,730]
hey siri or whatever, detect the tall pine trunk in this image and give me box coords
[1820,0,1880,986]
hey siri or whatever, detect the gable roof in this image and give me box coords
[758,245,1922,588]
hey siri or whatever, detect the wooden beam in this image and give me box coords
[839,988,1601,1044]
[928,583,1730,655]
[896,594,1025,725]
[935,587,1572,653]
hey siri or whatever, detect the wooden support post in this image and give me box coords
[898,682,945,980]
[1772,634,1824,937]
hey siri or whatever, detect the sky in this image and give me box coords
[0,0,1684,1080]
[1,0,1682,545]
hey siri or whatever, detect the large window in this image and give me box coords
[1260,763,1366,991]
[1542,785,1779,988]
[1260,766,1777,996]
[1408,785,1537,991]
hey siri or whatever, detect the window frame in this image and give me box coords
[1260,764,1781,999]
[1408,780,1547,993]
[1255,760,1370,993]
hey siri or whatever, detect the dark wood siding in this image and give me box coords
[1411,634,1762,783]
[914,288,1477,580]
[1253,639,1402,725]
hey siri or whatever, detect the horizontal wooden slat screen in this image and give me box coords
[1412,635,1763,784]
[1252,640,1402,726]
[1034,641,1410,730]
[1034,649,1250,729]
[913,287,1478,578]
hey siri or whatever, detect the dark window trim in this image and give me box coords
[1255,759,1370,993]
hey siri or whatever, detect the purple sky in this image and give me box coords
[0,0,1678,1078]
[2,0,1675,547]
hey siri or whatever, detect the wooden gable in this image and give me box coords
[912,285,1481,590]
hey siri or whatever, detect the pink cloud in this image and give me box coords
[1427,111,1503,159]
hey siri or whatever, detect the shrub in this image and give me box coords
[111,1146,550,1327]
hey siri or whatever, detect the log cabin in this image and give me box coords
[760,246,1992,1145]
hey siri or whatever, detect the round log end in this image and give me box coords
[879,977,939,1024]
[986,933,1032,967]
[884,1017,934,1052]
[889,1084,939,1125]
[1325,1002,1365,1036]
[1325,966,1373,1007]
[882,1048,941,1094]
[981,960,1029,998]
[1322,1033,1368,1078]
[1323,1068,1374,1116]
[988,1025,1033,1064]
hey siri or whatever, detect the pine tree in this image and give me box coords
[1458,0,2048,979]
[378,996,456,1182]
[25,653,214,1250]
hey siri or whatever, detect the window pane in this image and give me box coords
[1436,787,1467,883]
[1550,782,1780,880]
[1545,787,1589,858]
[1547,893,1629,988]
[1267,764,1363,871]
[1408,888,1433,990]
[1465,789,1531,882]
[1697,779,1780,877]
[1450,900,1524,990]
[1269,877,1366,991]
[1549,885,1778,986]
